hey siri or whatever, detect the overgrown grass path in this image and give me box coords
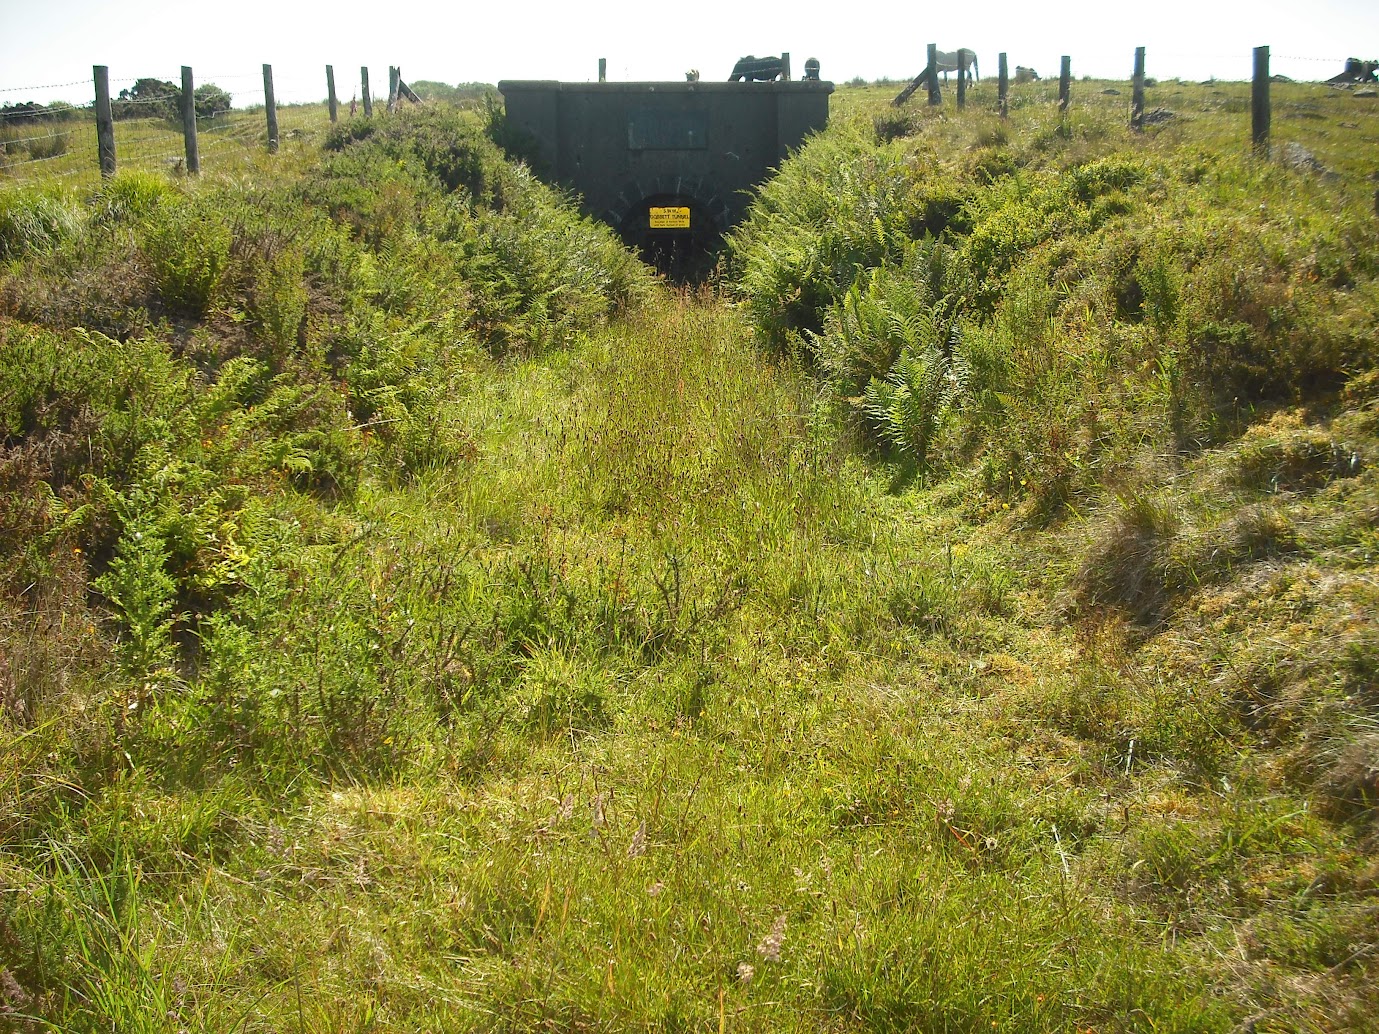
[10,85,1379,1030]
[6,293,1369,1031]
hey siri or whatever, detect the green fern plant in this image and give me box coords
[814,266,934,394]
[139,204,231,317]
[93,512,179,685]
[245,246,308,361]
[863,328,970,473]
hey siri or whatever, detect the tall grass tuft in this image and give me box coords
[0,186,83,260]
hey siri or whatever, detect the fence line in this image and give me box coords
[885,41,1379,165]
[3,49,1376,188]
[0,79,91,95]
[0,62,391,185]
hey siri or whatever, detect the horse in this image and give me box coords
[1015,66,1039,83]
[935,49,978,83]
[728,55,783,82]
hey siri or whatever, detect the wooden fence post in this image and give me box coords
[998,52,1009,118]
[262,64,279,153]
[1252,46,1271,156]
[326,65,338,123]
[599,58,607,82]
[1132,47,1145,130]
[957,50,967,108]
[1059,56,1071,114]
[782,52,791,81]
[927,43,941,105]
[361,67,372,117]
[388,66,400,111]
[180,65,200,174]
[93,64,116,178]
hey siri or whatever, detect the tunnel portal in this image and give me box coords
[496,79,834,279]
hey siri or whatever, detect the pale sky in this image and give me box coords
[3,0,1378,106]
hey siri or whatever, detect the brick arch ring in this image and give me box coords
[603,176,732,237]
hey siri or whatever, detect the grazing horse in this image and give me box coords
[935,49,978,83]
[1015,66,1040,83]
[729,55,784,82]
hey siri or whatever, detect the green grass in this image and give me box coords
[1,82,1378,1031]
[0,302,1236,1031]
[0,103,335,188]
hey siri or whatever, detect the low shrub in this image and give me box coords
[24,131,68,160]
[873,108,922,143]
[138,201,231,317]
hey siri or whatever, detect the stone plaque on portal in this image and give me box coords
[627,110,708,150]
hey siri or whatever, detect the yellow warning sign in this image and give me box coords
[649,206,691,229]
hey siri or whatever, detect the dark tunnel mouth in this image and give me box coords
[618,193,723,283]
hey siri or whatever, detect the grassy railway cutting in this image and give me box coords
[2,76,1378,1031]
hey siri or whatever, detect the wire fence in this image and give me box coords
[0,65,379,188]
[2,51,1376,192]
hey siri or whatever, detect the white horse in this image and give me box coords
[935,49,978,83]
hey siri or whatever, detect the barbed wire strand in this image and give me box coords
[1276,55,1354,65]
[0,79,92,95]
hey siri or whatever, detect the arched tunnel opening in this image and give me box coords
[619,193,724,284]
[497,78,834,284]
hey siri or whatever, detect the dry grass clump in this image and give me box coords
[1073,490,1183,625]
[1316,721,1379,819]
[1230,413,1367,494]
